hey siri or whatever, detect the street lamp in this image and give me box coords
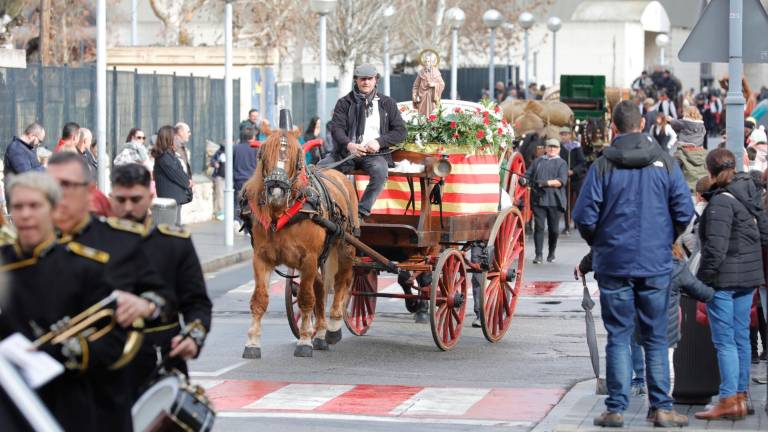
[518,12,535,99]
[547,16,561,86]
[310,0,337,138]
[483,9,504,100]
[445,7,465,100]
[382,5,396,96]
[96,0,106,191]
[224,0,234,246]
[655,33,670,66]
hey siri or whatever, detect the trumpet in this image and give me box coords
[32,291,145,370]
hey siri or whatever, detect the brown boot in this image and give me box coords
[694,395,745,420]
[737,392,754,416]
[593,411,624,427]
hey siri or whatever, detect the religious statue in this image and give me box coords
[412,49,445,116]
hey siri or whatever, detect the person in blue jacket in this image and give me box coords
[573,100,694,428]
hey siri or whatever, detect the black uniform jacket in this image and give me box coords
[59,215,168,432]
[0,238,126,432]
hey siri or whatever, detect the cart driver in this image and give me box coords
[319,63,406,220]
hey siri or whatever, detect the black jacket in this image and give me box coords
[668,257,714,345]
[154,151,192,205]
[330,90,406,165]
[698,173,768,290]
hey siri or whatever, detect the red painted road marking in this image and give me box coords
[201,379,564,422]
[522,281,561,296]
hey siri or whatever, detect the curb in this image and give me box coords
[531,378,600,432]
[200,247,253,273]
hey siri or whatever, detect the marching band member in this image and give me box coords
[108,163,212,396]
[0,171,126,431]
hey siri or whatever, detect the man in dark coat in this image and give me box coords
[319,63,406,218]
[559,126,587,234]
[527,139,568,264]
[3,123,46,181]
[233,126,258,222]
[573,100,693,428]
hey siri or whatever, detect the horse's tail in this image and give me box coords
[322,247,339,295]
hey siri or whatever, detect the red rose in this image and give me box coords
[494,105,501,113]
[482,111,489,117]
[454,107,462,113]
[452,133,460,139]
[475,107,482,112]
[483,117,490,125]
[476,130,485,139]
[450,121,457,129]
[501,119,508,126]
[428,114,437,121]
[497,127,503,135]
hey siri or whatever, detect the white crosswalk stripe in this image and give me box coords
[389,387,491,416]
[244,384,355,410]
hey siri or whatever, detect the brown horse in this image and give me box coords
[240,128,358,358]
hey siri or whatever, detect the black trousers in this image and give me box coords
[533,205,562,256]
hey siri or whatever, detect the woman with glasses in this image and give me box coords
[152,126,193,224]
[114,127,150,167]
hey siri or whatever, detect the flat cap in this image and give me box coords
[354,63,378,78]
[545,138,560,148]
[559,126,572,134]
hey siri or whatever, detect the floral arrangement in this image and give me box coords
[399,99,515,155]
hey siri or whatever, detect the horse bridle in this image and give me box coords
[261,132,305,207]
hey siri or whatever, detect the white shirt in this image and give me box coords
[360,96,381,145]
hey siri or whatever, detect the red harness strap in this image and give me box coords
[274,198,307,231]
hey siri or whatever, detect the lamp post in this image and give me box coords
[382,5,396,96]
[483,9,504,100]
[445,7,465,100]
[518,12,535,99]
[224,0,234,246]
[547,16,561,86]
[655,33,670,66]
[310,0,337,138]
[96,0,106,191]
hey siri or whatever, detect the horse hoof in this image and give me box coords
[326,329,342,345]
[414,311,429,324]
[242,346,261,359]
[312,338,329,351]
[294,345,313,357]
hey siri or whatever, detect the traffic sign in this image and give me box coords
[678,0,768,63]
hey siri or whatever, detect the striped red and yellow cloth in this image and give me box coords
[355,154,501,216]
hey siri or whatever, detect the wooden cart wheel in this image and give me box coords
[283,269,316,340]
[480,207,525,343]
[506,152,531,223]
[343,268,378,336]
[429,249,469,351]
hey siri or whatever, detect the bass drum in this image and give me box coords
[132,372,215,432]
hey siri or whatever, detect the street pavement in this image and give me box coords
[188,223,768,431]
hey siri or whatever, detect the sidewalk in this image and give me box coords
[534,365,768,431]
[188,219,253,273]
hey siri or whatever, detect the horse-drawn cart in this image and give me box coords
[283,112,530,351]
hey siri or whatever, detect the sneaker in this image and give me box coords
[593,411,623,428]
[630,383,647,397]
[533,255,543,264]
[472,318,482,328]
[546,253,556,262]
[653,409,689,427]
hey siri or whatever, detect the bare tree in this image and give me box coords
[148,0,209,46]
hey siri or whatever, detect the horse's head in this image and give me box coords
[259,129,304,208]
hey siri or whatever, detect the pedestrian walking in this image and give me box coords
[695,148,768,420]
[173,122,192,174]
[559,126,586,234]
[655,89,678,120]
[209,143,225,220]
[650,112,677,153]
[527,138,568,264]
[302,116,323,165]
[573,100,693,428]
[234,126,258,225]
[4,122,46,180]
[240,108,262,137]
[642,98,658,134]
[153,125,193,224]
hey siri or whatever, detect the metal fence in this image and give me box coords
[0,65,240,174]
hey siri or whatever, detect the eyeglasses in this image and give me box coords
[59,180,89,189]
[135,136,146,140]
[113,195,144,204]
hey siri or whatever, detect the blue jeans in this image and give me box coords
[630,338,645,386]
[596,274,674,412]
[706,289,754,398]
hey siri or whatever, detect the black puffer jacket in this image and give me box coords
[668,258,714,346]
[698,173,768,289]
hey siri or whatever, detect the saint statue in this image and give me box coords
[412,49,445,116]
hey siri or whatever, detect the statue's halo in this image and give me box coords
[418,49,440,68]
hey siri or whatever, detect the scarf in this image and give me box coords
[348,86,377,144]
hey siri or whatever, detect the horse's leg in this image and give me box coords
[311,276,329,351]
[294,255,318,357]
[327,245,354,345]
[243,257,271,359]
